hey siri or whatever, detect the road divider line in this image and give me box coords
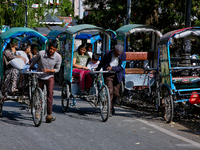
[137,119,200,148]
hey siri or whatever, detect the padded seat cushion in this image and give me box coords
[125,68,145,74]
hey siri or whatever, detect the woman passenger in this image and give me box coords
[72,43,92,93]
[1,38,26,94]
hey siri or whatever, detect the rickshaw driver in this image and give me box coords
[29,40,61,123]
[96,45,126,116]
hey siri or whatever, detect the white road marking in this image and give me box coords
[137,119,200,148]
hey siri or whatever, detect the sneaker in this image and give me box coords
[112,108,115,115]
[35,112,40,119]
[109,113,112,117]
[46,115,56,123]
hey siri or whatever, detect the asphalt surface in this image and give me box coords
[0,85,200,150]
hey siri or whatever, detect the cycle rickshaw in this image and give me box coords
[0,27,48,127]
[116,24,162,105]
[61,24,112,122]
[157,27,200,123]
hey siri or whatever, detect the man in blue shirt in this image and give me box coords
[96,45,126,116]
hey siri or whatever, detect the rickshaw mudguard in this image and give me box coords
[160,83,173,95]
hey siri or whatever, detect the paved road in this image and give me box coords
[0,85,200,150]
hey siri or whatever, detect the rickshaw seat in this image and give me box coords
[125,52,151,61]
[125,68,146,74]
[125,52,152,74]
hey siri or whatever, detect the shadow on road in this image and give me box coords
[119,100,200,136]
[0,110,35,127]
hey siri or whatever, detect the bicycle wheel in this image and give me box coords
[61,81,70,112]
[99,85,110,122]
[0,91,3,117]
[43,85,47,115]
[31,87,44,127]
[161,86,174,123]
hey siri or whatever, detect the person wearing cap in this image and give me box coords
[96,45,126,116]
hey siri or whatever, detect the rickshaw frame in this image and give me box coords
[115,24,163,105]
[157,27,200,123]
[0,27,48,127]
[61,24,112,122]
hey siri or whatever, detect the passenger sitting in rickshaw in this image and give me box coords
[87,53,101,70]
[29,43,38,70]
[1,39,27,94]
[72,43,92,94]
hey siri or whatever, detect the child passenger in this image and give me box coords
[87,53,101,70]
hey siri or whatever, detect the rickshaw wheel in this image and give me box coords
[43,85,47,116]
[0,103,2,117]
[31,87,44,127]
[62,82,69,112]
[0,91,3,117]
[99,85,110,122]
[161,86,174,123]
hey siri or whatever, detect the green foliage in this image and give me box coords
[82,0,200,34]
[0,0,72,28]
[57,0,73,17]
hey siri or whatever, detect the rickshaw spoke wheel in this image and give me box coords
[99,85,110,122]
[161,86,174,123]
[31,87,44,127]
[62,82,69,112]
[43,85,47,116]
[0,91,3,117]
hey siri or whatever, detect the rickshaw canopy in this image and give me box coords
[0,27,48,80]
[158,27,200,45]
[0,27,48,51]
[66,24,110,37]
[116,24,162,37]
[46,30,66,40]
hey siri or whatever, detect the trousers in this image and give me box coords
[105,75,120,112]
[38,77,54,115]
[72,68,92,90]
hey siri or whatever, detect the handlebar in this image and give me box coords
[90,70,115,74]
[23,71,44,75]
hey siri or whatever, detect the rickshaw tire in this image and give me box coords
[43,85,47,116]
[99,85,110,122]
[0,103,2,117]
[161,86,174,123]
[61,81,69,112]
[32,87,44,127]
[0,91,3,117]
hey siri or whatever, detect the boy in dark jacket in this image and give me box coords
[96,45,126,116]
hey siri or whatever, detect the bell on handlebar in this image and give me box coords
[189,92,200,105]
[143,60,149,69]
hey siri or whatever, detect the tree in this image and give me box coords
[81,0,200,34]
[0,0,73,28]
[82,0,126,30]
